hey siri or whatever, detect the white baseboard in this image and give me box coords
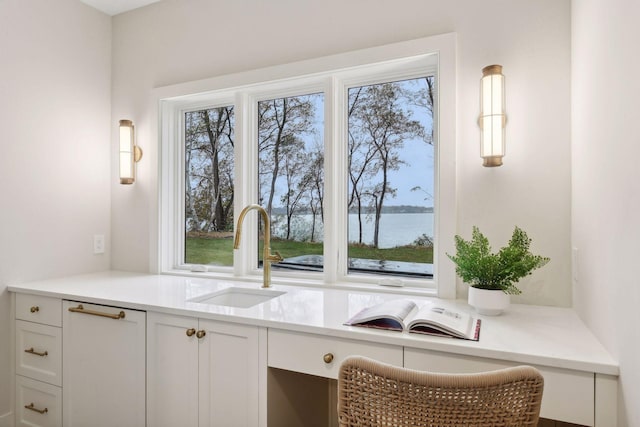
[0,410,14,427]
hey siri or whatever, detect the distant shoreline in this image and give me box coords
[271,205,434,215]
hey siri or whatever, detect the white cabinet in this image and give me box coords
[146,313,198,427]
[267,329,403,427]
[268,329,403,379]
[16,293,62,327]
[62,300,146,427]
[16,376,62,427]
[15,294,63,427]
[404,347,595,427]
[16,320,62,386]
[147,312,266,427]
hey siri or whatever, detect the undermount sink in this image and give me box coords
[189,287,285,308]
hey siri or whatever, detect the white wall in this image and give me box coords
[0,0,111,422]
[5,0,638,423]
[111,0,572,307]
[572,0,640,424]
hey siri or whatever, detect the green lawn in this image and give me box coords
[185,237,433,266]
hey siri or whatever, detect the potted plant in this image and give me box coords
[447,226,549,315]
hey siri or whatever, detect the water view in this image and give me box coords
[271,212,434,249]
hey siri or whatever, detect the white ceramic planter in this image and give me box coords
[467,287,510,315]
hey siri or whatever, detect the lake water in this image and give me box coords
[273,212,434,249]
[349,213,434,248]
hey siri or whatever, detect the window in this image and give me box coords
[258,93,325,271]
[347,78,434,278]
[184,106,235,266]
[159,34,456,296]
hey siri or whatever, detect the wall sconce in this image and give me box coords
[479,65,506,167]
[119,119,143,184]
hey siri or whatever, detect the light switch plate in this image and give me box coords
[94,234,105,254]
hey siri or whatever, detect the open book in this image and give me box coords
[344,299,481,341]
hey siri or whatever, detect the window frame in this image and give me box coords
[157,33,456,298]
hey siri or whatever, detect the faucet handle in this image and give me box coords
[271,251,283,263]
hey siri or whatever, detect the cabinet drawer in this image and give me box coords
[404,347,594,426]
[268,329,402,379]
[16,320,62,386]
[16,294,62,327]
[16,375,62,427]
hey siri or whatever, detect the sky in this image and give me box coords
[268,78,435,208]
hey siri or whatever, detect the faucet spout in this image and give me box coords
[234,204,283,288]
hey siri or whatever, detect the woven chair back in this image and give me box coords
[338,356,544,427]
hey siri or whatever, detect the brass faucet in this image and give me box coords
[234,204,283,288]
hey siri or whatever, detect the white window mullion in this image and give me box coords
[234,91,260,279]
[433,34,457,298]
[174,109,187,270]
[158,100,180,272]
[323,77,344,284]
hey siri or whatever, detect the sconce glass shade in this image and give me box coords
[479,65,506,167]
[119,119,142,184]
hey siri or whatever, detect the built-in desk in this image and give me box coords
[9,271,619,426]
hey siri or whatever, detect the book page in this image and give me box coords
[344,299,417,331]
[407,304,476,339]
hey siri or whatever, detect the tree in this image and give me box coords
[304,144,324,242]
[258,96,315,221]
[185,113,201,232]
[348,130,378,244]
[348,87,379,244]
[348,81,427,248]
[408,76,435,145]
[279,137,309,240]
[201,108,234,231]
[185,106,234,233]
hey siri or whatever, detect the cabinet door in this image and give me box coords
[62,301,146,427]
[404,347,595,426]
[198,320,265,427]
[147,312,199,427]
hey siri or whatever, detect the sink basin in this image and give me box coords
[189,287,285,308]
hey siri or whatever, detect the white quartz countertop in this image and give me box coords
[8,270,618,376]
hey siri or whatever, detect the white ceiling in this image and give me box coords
[80,0,162,16]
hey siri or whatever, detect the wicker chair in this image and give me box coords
[338,356,544,427]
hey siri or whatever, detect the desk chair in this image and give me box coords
[338,356,544,427]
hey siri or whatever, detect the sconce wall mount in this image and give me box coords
[119,119,143,185]
[479,64,506,167]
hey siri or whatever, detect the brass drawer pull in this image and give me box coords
[323,353,334,364]
[24,347,48,357]
[30,306,40,313]
[186,328,196,337]
[196,330,206,339]
[25,403,48,414]
[68,304,125,320]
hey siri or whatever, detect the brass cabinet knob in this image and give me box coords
[186,328,196,337]
[323,353,334,364]
[196,330,206,339]
[30,306,39,313]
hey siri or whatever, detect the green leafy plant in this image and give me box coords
[447,226,550,295]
